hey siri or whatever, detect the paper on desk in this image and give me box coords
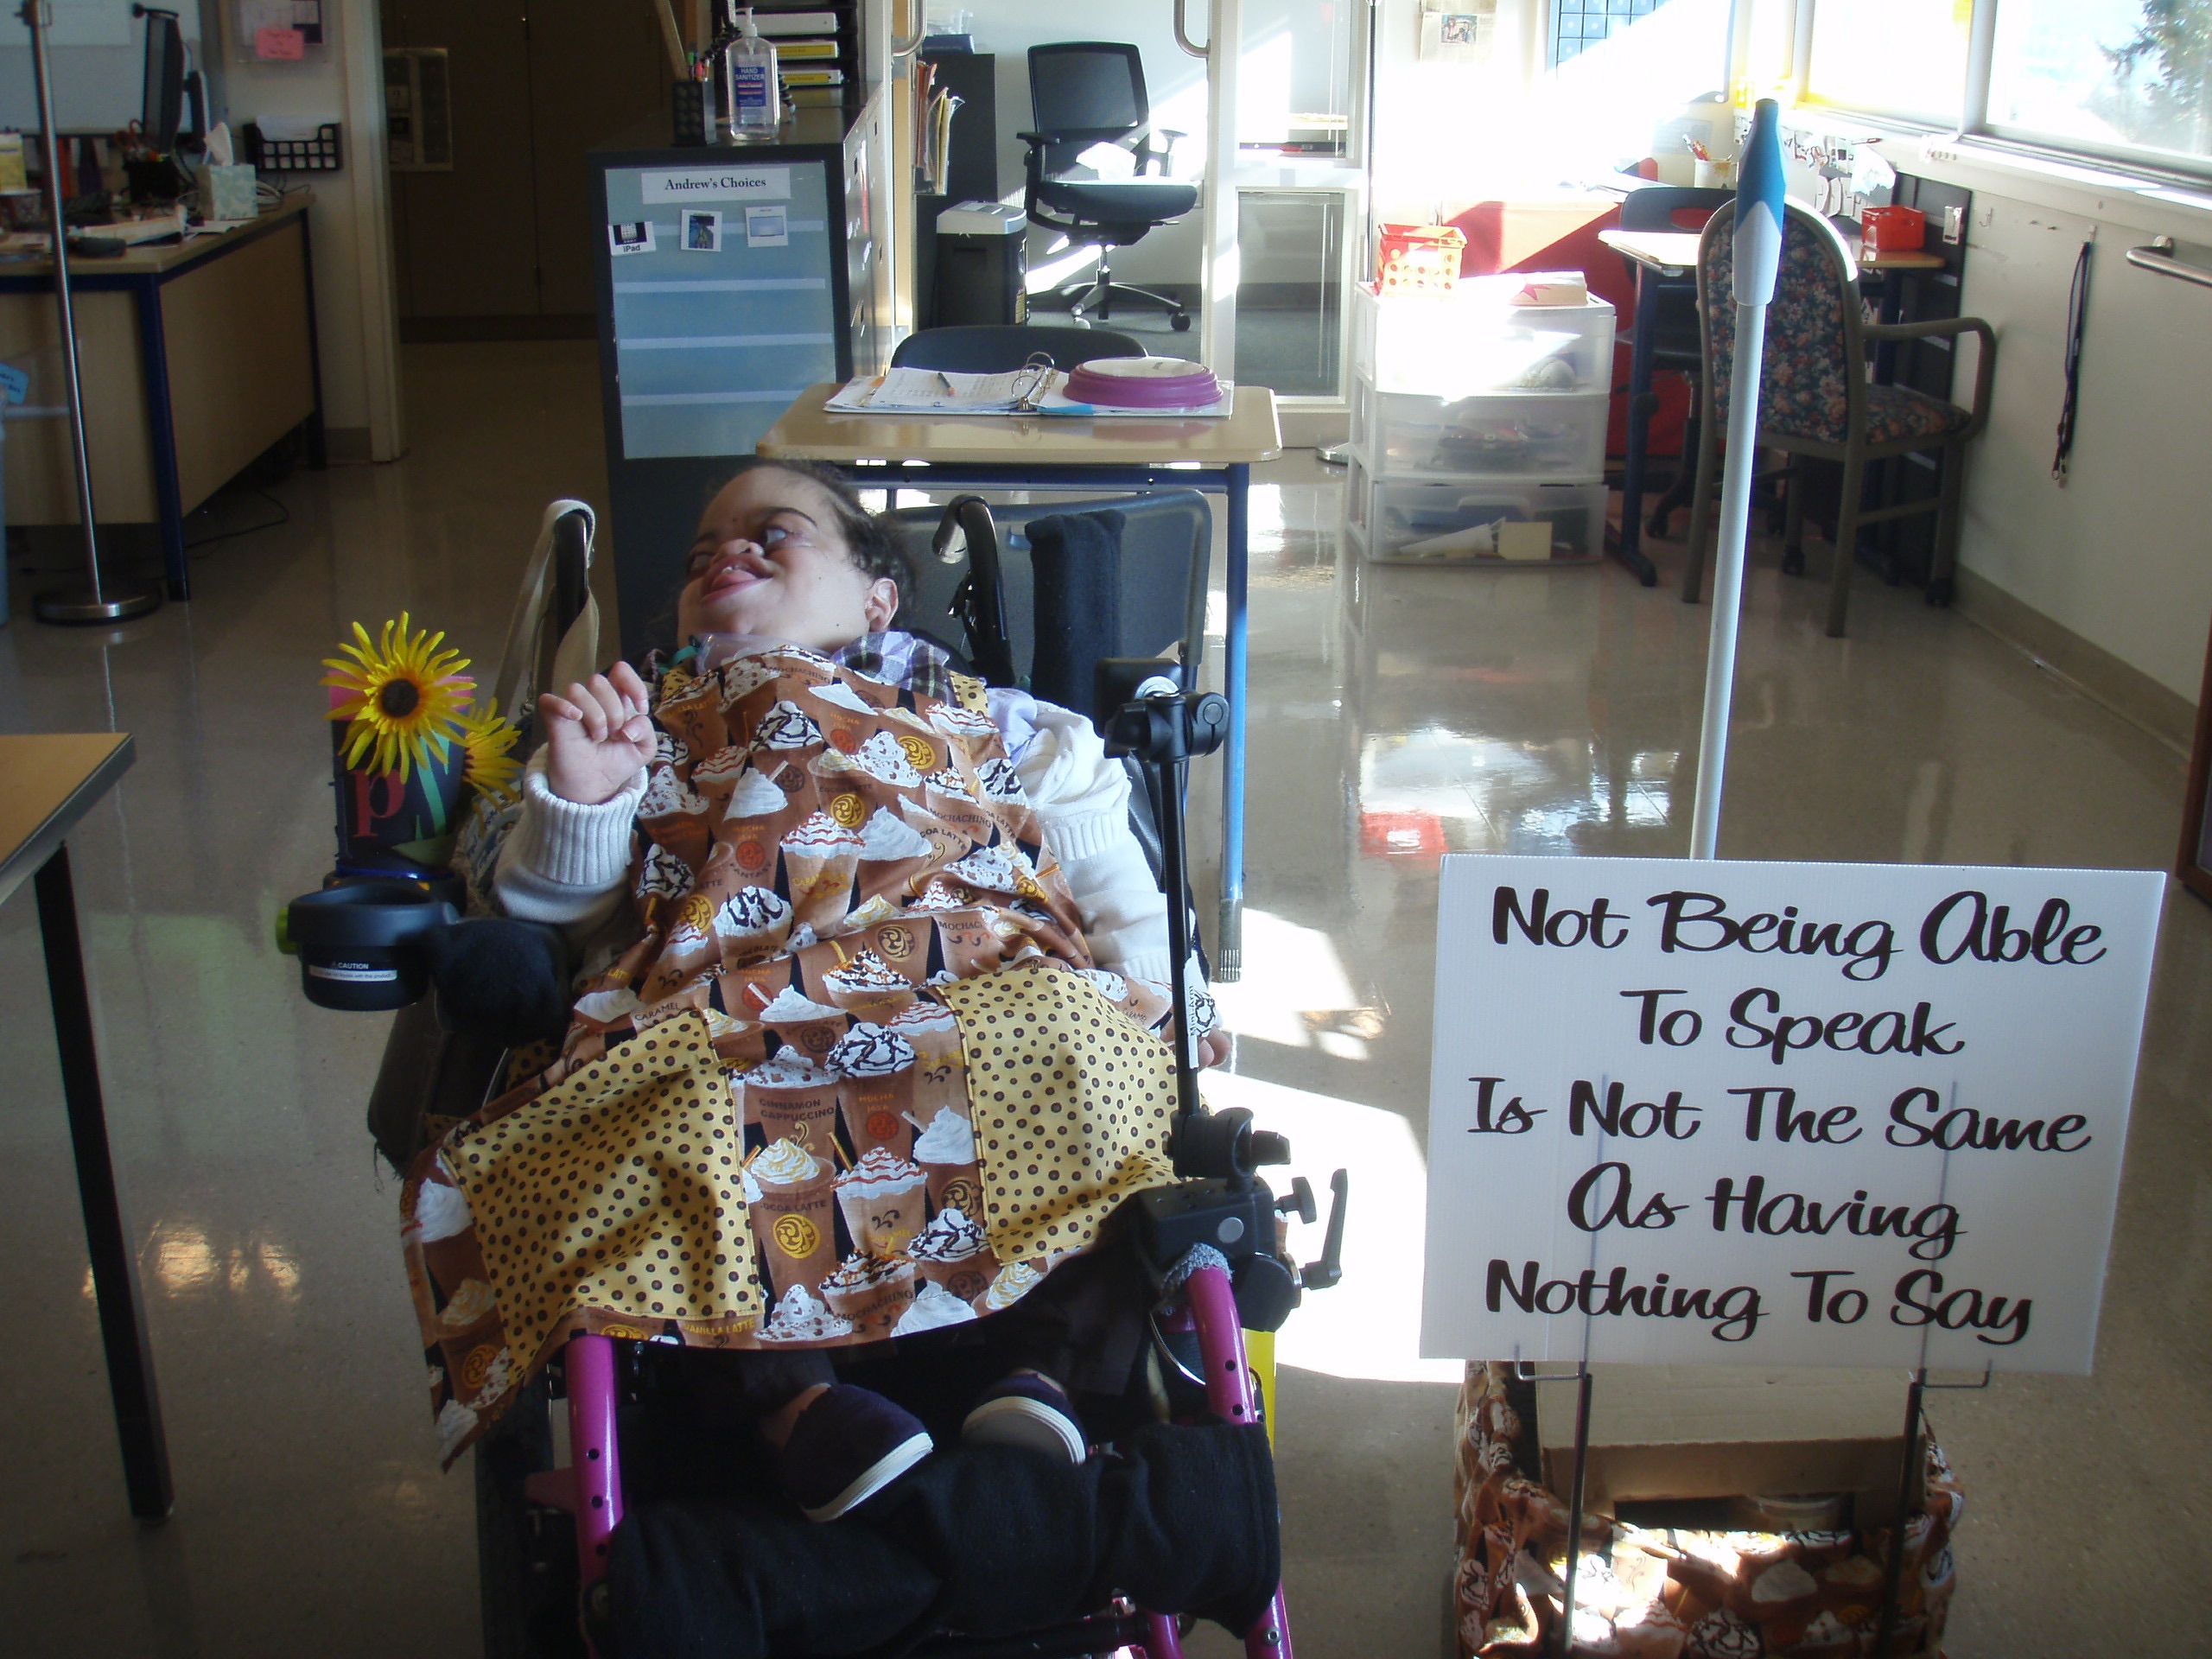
[824,369,1234,420]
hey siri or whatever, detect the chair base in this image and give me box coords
[1059,257,1192,331]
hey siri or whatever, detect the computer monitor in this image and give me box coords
[136,5,185,149]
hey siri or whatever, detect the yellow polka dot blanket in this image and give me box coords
[400,644,1179,1465]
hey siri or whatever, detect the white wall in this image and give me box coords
[1904,148,2212,709]
[0,0,202,130]
[955,1,1211,288]
[207,0,401,459]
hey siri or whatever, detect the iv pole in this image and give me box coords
[25,0,163,626]
[1685,99,1782,859]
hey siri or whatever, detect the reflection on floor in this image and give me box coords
[2,340,2208,1657]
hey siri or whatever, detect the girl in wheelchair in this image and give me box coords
[401,458,1230,1537]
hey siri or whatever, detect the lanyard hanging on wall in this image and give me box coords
[2053,236,2093,485]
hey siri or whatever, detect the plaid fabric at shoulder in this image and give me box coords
[832,631,958,704]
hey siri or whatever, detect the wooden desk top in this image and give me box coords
[1599,226,1947,276]
[1850,242,1948,271]
[0,733,134,907]
[1599,228,1702,273]
[758,383,1284,468]
[0,195,311,281]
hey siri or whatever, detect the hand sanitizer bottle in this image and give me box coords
[727,7,780,137]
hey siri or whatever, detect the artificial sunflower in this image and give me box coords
[323,613,474,783]
[459,696,523,803]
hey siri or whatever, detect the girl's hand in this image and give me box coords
[1197,1031,1232,1069]
[538,664,656,805]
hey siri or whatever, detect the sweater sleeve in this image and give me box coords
[1010,697,1179,983]
[492,751,648,935]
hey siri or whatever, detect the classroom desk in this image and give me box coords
[757,383,1285,978]
[1597,227,1942,579]
[0,198,325,601]
[0,732,170,1521]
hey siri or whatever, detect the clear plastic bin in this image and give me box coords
[1351,280,1616,397]
[1354,381,1609,480]
[1347,461,1606,567]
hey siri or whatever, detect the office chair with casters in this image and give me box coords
[891,323,1147,373]
[1020,41,1198,330]
[1614,185,1732,538]
[1681,200,1994,636]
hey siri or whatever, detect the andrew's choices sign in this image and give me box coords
[1420,856,2162,1372]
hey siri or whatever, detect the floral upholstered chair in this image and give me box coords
[1681,199,1995,637]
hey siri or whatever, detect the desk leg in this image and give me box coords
[1217,462,1249,982]
[1611,271,1660,587]
[34,843,172,1522]
[299,213,327,470]
[132,276,189,603]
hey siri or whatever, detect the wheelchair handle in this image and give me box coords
[1301,1169,1349,1294]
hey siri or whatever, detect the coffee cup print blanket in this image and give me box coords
[398,642,1185,1463]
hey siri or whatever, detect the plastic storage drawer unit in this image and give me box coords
[1349,464,1606,566]
[1355,383,1609,480]
[1351,281,1616,397]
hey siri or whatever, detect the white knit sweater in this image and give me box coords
[493,692,1179,983]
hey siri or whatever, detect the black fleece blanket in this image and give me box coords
[599,1421,1279,1659]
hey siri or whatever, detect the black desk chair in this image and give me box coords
[892,323,1146,373]
[1019,41,1198,331]
[1616,186,1732,537]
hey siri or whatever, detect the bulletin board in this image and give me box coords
[601,156,842,463]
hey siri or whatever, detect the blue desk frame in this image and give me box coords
[1611,249,1688,588]
[0,207,327,601]
[832,456,1253,980]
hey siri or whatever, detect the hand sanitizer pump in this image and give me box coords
[727,6,780,137]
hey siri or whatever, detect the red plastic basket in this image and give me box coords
[1376,223,1465,293]
[1860,205,1927,253]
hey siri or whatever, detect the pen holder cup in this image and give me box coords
[198,163,257,220]
[672,80,710,146]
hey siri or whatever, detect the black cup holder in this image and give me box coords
[283,879,456,1011]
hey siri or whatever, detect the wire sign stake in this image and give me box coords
[1686,99,1783,860]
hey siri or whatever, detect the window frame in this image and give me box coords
[1786,0,2212,187]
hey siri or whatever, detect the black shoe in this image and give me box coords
[961,1370,1087,1464]
[779,1385,934,1522]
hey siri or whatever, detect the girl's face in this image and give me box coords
[675,468,898,651]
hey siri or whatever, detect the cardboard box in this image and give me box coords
[1535,1364,1920,1526]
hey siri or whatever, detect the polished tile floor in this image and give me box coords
[3,340,2207,1656]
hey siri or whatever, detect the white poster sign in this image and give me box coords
[1421,855,2162,1373]
[639,166,792,203]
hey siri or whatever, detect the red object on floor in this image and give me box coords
[1360,810,1450,864]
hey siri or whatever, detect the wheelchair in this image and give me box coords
[340,492,1346,1659]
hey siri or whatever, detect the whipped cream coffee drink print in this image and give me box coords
[1421,855,2164,1372]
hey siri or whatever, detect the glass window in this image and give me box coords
[1806,0,1971,123]
[1552,0,1678,70]
[1987,0,2212,168]
[1234,191,1345,398]
[1240,0,1355,152]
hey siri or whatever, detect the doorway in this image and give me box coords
[379,0,673,340]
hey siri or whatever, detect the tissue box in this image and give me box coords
[199,163,257,220]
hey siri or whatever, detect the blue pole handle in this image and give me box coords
[1732,99,1786,306]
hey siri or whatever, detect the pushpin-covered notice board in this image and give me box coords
[1421,855,2163,1373]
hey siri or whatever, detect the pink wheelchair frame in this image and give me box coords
[526,1261,1293,1659]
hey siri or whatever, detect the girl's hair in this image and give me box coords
[705,457,915,599]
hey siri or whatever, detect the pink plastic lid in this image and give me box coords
[1063,356,1223,409]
